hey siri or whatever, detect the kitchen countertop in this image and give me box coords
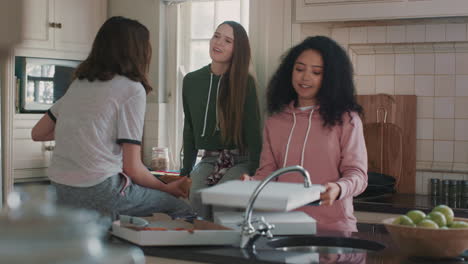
[110,227,468,264]
[354,193,468,218]
[109,193,468,263]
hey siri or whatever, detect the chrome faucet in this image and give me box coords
[239,165,312,248]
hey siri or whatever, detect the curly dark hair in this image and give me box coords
[266,35,362,127]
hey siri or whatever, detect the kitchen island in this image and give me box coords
[110,193,468,263]
[111,226,467,264]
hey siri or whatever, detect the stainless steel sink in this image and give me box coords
[267,235,385,254]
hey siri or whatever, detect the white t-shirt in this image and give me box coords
[47,75,146,187]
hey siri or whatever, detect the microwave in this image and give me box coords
[15,56,81,113]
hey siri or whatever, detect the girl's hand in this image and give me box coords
[165,176,190,198]
[319,182,341,206]
[240,174,252,181]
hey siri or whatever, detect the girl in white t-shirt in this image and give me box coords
[31,16,194,220]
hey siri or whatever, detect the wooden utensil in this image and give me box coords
[364,107,403,188]
[358,94,416,193]
[365,123,403,187]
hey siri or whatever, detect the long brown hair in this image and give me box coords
[74,16,153,93]
[217,21,255,151]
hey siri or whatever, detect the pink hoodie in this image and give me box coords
[253,102,368,232]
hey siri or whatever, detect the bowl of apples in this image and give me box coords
[382,205,468,258]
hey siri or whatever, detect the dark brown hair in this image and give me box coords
[217,21,256,150]
[74,16,153,93]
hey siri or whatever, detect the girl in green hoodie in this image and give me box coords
[181,21,262,219]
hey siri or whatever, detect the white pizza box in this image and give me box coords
[200,180,325,211]
[111,214,240,246]
[213,211,317,235]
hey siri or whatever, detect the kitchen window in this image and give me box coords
[164,0,249,169]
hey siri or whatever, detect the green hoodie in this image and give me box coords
[180,65,261,176]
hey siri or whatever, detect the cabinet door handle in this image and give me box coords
[56,23,62,29]
[44,145,55,151]
[49,22,56,28]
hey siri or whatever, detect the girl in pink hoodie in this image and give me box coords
[243,36,368,232]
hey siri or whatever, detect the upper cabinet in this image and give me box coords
[18,0,106,55]
[294,0,468,22]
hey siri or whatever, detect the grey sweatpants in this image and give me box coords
[189,155,249,220]
[53,174,194,221]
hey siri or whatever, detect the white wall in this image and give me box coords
[108,0,169,165]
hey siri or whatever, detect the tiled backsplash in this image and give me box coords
[300,18,468,194]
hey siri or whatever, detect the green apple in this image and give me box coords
[393,215,415,226]
[406,210,426,224]
[432,205,454,226]
[417,219,439,229]
[449,221,468,229]
[426,211,447,227]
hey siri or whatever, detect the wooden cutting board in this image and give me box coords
[364,122,403,188]
[357,94,416,193]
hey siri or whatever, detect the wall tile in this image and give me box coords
[433,141,454,162]
[331,27,350,45]
[375,54,394,75]
[416,171,424,194]
[434,118,454,140]
[355,75,375,95]
[349,27,367,44]
[387,25,406,43]
[421,172,434,195]
[417,96,434,118]
[455,75,468,96]
[443,173,465,181]
[426,24,446,42]
[375,75,394,94]
[395,75,414,95]
[417,119,434,140]
[455,53,468,75]
[367,26,386,43]
[434,97,455,118]
[417,139,434,161]
[356,55,375,75]
[415,53,435,75]
[395,54,414,74]
[455,97,468,119]
[435,53,455,74]
[415,75,434,96]
[455,119,468,140]
[406,25,425,43]
[454,141,468,163]
[446,23,467,42]
[434,75,455,97]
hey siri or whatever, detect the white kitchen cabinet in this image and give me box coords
[19,0,106,55]
[294,0,468,23]
[12,114,54,182]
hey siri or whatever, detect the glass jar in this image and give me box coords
[441,180,450,197]
[462,180,468,199]
[449,180,458,199]
[151,147,170,171]
[430,178,440,196]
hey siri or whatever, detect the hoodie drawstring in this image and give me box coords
[301,109,315,166]
[201,73,222,137]
[283,108,315,168]
[283,113,296,168]
[201,74,213,137]
[215,75,222,131]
